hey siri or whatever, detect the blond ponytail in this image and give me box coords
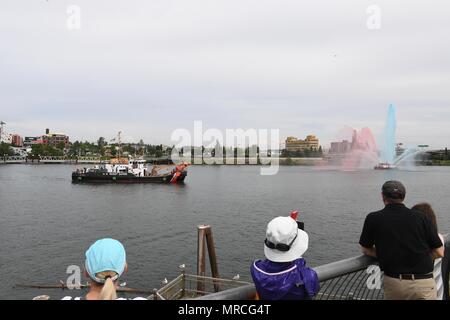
[99,277,117,300]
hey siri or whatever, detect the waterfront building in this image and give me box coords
[0,121,7,143]
[330,140,351,154]
[24,136,44,147]
[285,135,320,152]
[42,128,70,148]
[11,134,23,147]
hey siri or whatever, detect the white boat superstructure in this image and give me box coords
[86,159,155,177]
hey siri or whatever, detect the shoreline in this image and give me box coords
[1,156,449,166]
[1,161,449,167]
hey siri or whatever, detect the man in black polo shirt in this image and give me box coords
[359,181,444,300]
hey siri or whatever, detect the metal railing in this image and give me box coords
[196,234,450,300]
[155,273,252,300]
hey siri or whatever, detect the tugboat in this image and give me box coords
[72,158,188,184]
[374,163,397,170]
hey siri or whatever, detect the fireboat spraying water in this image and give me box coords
[374,163,397,170]
[374,104,397,170]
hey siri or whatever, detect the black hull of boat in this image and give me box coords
[72,171,187,184]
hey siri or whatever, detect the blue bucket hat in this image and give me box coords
[85,238,126,284]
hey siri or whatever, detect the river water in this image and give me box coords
[1,164,449,299]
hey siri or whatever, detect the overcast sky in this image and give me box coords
[1,0,449,148]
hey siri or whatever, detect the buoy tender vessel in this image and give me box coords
[72,158,188,184]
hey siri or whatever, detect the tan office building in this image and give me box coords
[285,135,320,151]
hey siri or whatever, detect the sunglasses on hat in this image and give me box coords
[264,221,303,252]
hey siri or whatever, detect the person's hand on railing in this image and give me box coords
[361,246,377,258]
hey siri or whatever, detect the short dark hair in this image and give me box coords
[412,203,438,231]
[382,181,406,200]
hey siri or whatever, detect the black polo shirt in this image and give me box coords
[359,203,443,275]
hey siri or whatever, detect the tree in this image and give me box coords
[0,143,13,156]
[56,142,66,150]
[29,144,63,157]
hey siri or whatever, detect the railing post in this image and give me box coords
[442,237,450,300]
[181,267,186,298]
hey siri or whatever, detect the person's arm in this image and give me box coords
[431,246,444,260]
[361,245,377,258]
[424,220,445,260]
[359,214,376,258]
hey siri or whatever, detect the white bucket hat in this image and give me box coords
[264,216,309,263]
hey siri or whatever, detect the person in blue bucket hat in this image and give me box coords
[61,238,148,300]
[84,238,128,300]
[251,215,319,300]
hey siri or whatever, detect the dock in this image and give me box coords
[144,226,449,301]
[0,156,101,164]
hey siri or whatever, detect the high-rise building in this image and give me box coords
[285,135,320,152]
[330,140,351,154]
[11,134,23,147]
[0,121,11,143]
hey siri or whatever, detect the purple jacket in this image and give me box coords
[251,258,320,300]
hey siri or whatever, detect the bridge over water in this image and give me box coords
[0,156,102,164]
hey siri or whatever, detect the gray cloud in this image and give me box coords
[1,0,449,148]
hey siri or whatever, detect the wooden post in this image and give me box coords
[205,228,221,292]
[197,225,207,294]
[197,225,221,294]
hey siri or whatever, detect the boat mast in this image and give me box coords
[118,131,122,160]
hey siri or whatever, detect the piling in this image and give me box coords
[197,225,221,294]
